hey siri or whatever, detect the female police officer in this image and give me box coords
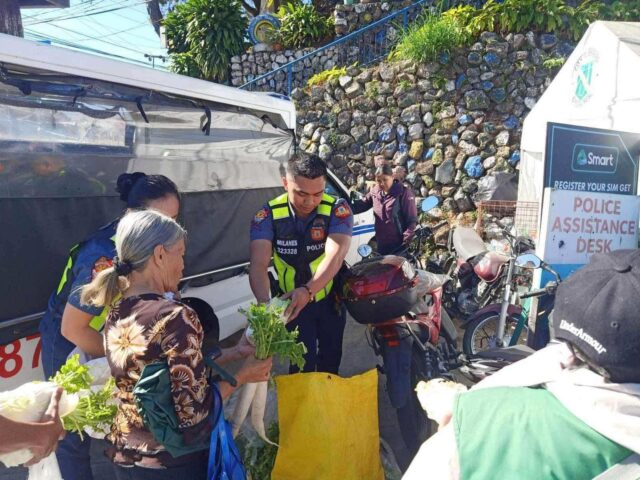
[38,172,180,480]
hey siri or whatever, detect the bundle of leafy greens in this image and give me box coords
[52,355,117,439]
[61,378,117,439]
[236,422,279,480]
[240,299,306,370]
[51,354,92,393]
[0,355,117,466]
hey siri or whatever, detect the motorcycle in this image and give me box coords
[458,252,562,382]
[341,197,459,456]
[439,221,535,353]
[462,248,561,355]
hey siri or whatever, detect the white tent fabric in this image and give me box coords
[519,21,640,204]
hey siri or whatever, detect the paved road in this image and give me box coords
[0,316,416,479]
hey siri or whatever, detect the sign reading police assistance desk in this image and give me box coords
[545,123,639,195]
[540,123,640,279]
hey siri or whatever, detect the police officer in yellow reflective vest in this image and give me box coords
[38,172,179,480]
[249,154,353,373]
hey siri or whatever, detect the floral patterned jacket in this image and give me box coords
[103,293,212,468]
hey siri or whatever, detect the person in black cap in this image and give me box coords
[404,249,640,480]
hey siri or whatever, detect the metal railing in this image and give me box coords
[239,0,431,95]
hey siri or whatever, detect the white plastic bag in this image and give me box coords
[27,453,62,480]
[414,269,450,297]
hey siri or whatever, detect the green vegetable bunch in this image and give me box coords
[51,355,117,439]
[51,354,92,393]
[237,422,279,480]
[62,378,117,439]
[240,300,307,370]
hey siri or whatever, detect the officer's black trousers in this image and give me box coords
[286,296,346,374]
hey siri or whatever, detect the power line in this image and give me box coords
[22,0,113,23]
[61,19,150,42]
[25,31,165,69]
[81,15,162,46]
[25,0,151,27]
[28,22,152,56]
[23,0,131,24]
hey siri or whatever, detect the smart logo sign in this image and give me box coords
[545,123,637,195]
[571,144,618,175]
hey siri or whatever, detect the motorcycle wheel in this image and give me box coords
[396,343,434,457]
[462,312,529,355]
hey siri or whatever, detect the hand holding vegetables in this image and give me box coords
[236,355,273,384]
[0,355,116,468]
[241,299,306,370]
[233,299,306,446]
[24,387,65,467]
[0,387,65,468]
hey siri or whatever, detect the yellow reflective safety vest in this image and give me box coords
[53,224,117,331]
[268,192,337,302]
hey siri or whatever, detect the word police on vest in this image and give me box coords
[552,249,640,383]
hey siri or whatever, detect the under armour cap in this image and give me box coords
[552,249,640,383]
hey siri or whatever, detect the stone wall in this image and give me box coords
[334,1,412,36]
[293,32,573,214]
[231,44,359,90]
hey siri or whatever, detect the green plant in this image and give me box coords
[431,73,447,90]
[307,66,347,86]
[237,423,279,480]
[599,0,640,21]
[542,55,565,69]
[398,78,412,91]
[272,2,334,49]
[365,80,380,98]
[164,0,248,82]
[442,0,600,42]
[431,100,443,116]
[393,13,470,64]
[327,130,339,148]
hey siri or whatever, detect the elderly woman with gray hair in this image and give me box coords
[81,210,271,480]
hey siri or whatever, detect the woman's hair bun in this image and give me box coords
[116,172,147,202]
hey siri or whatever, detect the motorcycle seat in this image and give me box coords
[453,227,487,261]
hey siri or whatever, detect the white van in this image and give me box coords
[0,34,374,390]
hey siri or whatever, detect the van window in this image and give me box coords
[0,63,293,199]
[325,175,345,199]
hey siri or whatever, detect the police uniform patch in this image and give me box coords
[92,256,113,279]
[311,226,325,241]
[334,203,351,219]
[253,208,269,224]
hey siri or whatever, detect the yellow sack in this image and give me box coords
[271,369,384,480]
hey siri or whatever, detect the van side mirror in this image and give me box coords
[350,190,364,202]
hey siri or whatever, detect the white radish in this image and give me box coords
[230,382,258,437]
[250,380,277,446]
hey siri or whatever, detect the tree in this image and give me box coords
[164,0,248,83]
[0,0,24,37]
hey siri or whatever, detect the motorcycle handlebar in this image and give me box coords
[519,282,558,299]
[519,288,548,299]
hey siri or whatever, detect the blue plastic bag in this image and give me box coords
[207,387,247,480]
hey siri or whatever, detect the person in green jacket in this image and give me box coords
[404,249,640,480]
